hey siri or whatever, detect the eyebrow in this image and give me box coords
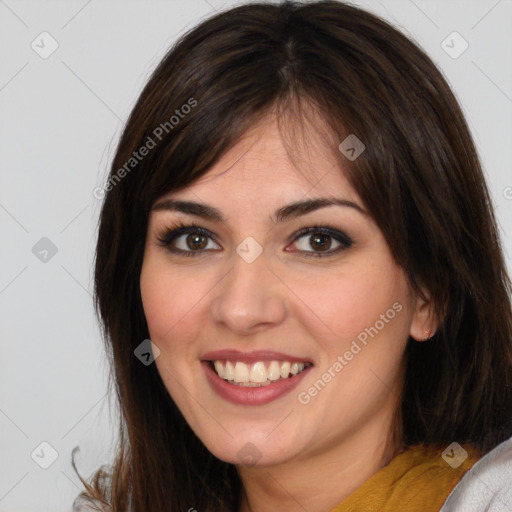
[150,197,368,224]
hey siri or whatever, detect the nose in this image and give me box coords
[210,250,288,335]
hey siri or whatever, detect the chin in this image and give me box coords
[200,429,304,467]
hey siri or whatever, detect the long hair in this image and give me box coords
[72,1,512,510]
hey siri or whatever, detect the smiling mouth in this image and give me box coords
[206,360,313,387]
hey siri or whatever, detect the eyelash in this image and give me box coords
[155,221,354,258]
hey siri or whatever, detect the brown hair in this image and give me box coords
[72,1,512,510]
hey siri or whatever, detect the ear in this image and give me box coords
[409,287,438,342]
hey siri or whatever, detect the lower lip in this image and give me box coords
[202,361,313,406]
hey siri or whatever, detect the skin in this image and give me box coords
[140,113,436,512]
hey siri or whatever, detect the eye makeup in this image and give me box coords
[155,221,354,259]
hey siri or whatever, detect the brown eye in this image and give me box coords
[186,233,208,250]
[157,223,221,257]
[309,233,332,251]
[288,226,353,258]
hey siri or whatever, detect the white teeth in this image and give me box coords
[234,362,250,383]
[290,362,305,375]
[225,361,234,380]
[210,359,311,385]
[267,360,281,381]
[214,361,225,378]
[250,362,268,383]
[280,361,291,379]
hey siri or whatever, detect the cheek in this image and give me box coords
[140,259,202,343]
[295,266,410,338]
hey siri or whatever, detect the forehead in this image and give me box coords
[168,115,360,207]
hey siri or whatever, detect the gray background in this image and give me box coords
[0,0,511,510]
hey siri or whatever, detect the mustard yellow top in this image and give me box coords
[329,443,481,512]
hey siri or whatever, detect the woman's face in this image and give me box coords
[140,115,432,467]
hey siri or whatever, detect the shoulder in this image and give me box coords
[440,435,512,512]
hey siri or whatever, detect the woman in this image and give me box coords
[72,1,512,511]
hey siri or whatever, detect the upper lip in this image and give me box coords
[201,349,313,365]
